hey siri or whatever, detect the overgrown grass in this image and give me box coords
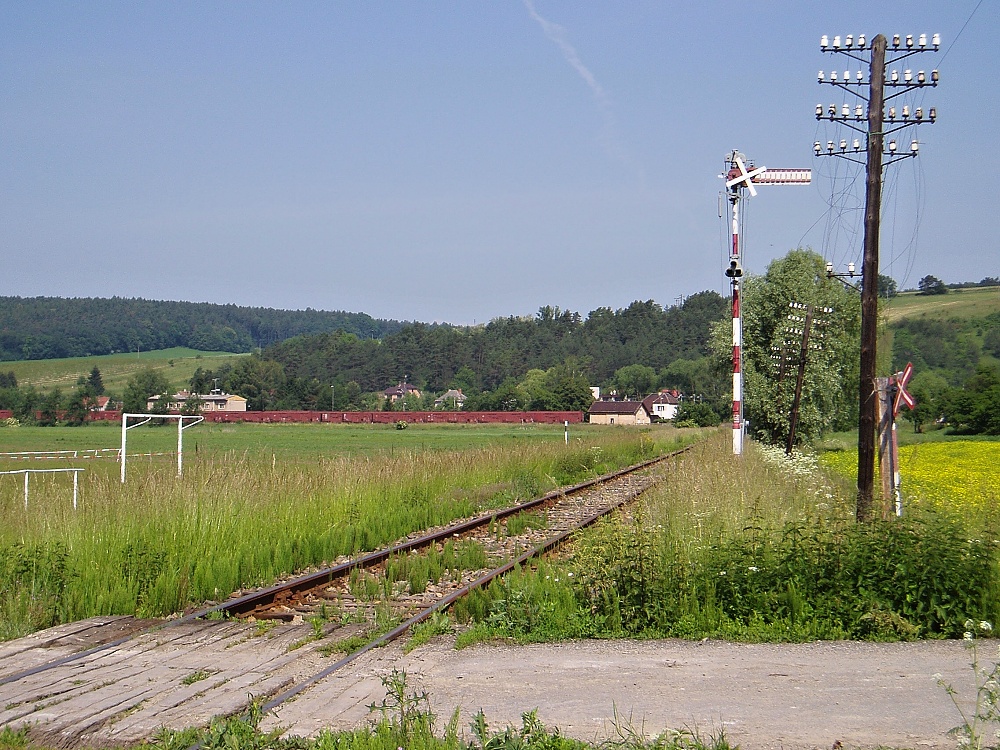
[0,426,695,641]
[454,433,1000,644]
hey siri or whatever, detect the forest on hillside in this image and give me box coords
[261,293,728,394]
[0,297,404,360]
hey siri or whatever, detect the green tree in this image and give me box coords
[180,392,204,416]
[63,384,93,426]
[610,364,657,399]
[878,274,898,299]
[87,366,105,396]
[464,379,526,411]
[918,275,948,295]
[712,248,861,446]
[223,357,286,411]
[900,371,948,433]
[944,363,1000,435]
[674,401,721,427]
[542,363,594,411]
[451,365,478,394]
[38,389,63,426]
[122,369,171,413]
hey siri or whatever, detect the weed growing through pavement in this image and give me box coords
[939,619,1000,749]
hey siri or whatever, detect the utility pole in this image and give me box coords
[783,303,831,455]
[721,153,811,455]
[815,32,938,521]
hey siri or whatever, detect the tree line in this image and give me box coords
[0,296,405,360]
[182,293,731,414]
[893,310,1000,435]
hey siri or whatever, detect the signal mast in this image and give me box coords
[722,152,811,455]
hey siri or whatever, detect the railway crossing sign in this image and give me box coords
[892,361,916,417]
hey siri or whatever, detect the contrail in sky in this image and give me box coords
[522,0,642,178]
[523,0,611,110]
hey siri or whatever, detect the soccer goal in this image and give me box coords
[120,413,204,483]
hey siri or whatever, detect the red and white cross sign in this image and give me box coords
[893,361,916,417]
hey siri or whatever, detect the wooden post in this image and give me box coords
[876,377,894,519]
[856,34,887,523]
[786,306,814,455]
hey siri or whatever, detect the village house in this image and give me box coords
[642,389,682,422]
[86,395,114,412]
[147,390,247,413]
[433,389,466,409]
[586,400,652,426]
[383,382,421,403]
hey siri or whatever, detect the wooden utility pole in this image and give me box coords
[816,32,939,520]
[856,34,886,522]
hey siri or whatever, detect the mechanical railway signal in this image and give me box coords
[720,151,811,455]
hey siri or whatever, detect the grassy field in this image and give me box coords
[0,421,699,641]
[0,347,246,395]
[883,285,1000,323]
[0,421,615,463]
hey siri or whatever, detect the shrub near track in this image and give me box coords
[0,426,695,642]
[457,434,1000,643]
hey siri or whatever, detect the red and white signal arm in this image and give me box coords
[893,362,916,417]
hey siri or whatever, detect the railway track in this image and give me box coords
[0,446,690,746]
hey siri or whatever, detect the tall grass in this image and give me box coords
[457,432,1000,643]
[0,427,690,641]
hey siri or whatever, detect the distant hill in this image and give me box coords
[884,286,1000,384]
[0,297,406,361]
[883,286,1000,323]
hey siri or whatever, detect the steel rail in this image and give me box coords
[0,445,690,688]
[259,470,659,713]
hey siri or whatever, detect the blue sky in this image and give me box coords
[1,2,994,324]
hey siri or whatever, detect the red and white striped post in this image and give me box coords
[729,195,745,455]
[722,152,811,455]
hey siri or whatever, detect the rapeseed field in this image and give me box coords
[820,440,1000,521]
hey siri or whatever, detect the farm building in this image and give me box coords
[587,401,652,425]
[147,390,247,413]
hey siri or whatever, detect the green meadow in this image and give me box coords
[0,347,245,395]
[0,421,614,462]
[883,285,1000,324]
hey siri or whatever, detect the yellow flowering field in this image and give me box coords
[820,440,1000,520]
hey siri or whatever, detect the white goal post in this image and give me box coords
[120,413,204,483]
